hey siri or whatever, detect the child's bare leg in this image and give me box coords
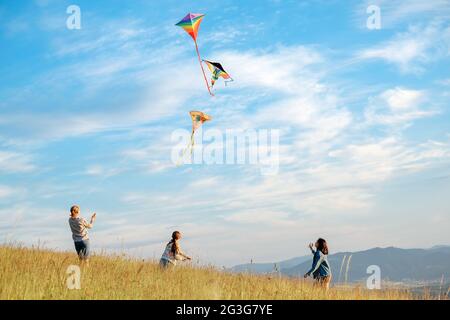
[322,276,331,291]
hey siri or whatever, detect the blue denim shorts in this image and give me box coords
[74,240,90,259]
[159,258,173,269]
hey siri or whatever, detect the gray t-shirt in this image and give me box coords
[68,217,91,241]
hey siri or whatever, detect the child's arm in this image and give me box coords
[176,247,191,261]
[83,213,96,229]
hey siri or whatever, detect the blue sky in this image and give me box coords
[0,0,449,266]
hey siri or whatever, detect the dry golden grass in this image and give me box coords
[0,245,421,300]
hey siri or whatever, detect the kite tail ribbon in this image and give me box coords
[194,40,214,96]
[190,130,195,155]
[224,78,234,86]
[176,130,196,166]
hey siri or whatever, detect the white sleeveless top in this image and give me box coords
[160,241,186,265]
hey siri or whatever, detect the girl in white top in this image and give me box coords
[160,231,191,268]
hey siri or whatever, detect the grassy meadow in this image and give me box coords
[0,245,433,300]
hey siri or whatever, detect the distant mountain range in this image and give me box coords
[230,245,450,283]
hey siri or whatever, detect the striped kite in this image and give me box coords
[176,13,214,96]
[203,60,233,88]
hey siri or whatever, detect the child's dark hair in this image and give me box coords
[169,231,181,254]
[317,238,329,255]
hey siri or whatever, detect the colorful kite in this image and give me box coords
[176,13,214,96]
[203,60,233,88]
[177,111,212,165]
[190,110,212,133]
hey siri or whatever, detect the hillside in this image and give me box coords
[283,246,450,283]
[230,255,310,274]
[231,246,450,284]
[0,245,420,300]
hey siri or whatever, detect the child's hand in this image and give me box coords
[308,243,314,250]
[91,213,97,222]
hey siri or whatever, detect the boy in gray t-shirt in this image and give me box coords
[68,205,96,264]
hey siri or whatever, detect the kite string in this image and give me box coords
[194,39,214,96]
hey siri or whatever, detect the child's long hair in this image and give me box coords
[317,238,329,255]
[169,231,181,255]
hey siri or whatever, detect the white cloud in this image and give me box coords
[364,87,436,126]
[209,46,352,157]
[189,177,221,189]
[327,137,450,182]
[83,165,123,178]
[120,135,176,175]
[381,87,425,111]
[3,17,29,35]
[84,165,104,176]
[357,22,450,73]
[51,17,157,57]
[0,151,35,173]
[214,46,323,94]
[223,209,295,226]
[436,78,450,86]
[0,185,15,198]
[0,52,201,142]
